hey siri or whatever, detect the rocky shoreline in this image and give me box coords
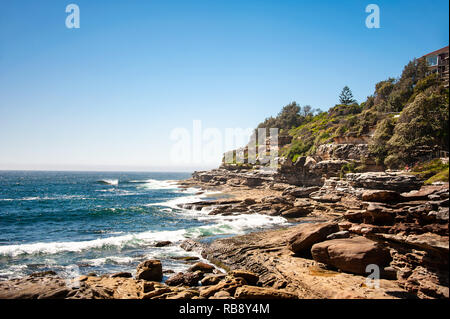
[0,167,448,299]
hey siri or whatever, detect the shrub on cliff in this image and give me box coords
[384,91,449,167]
[368,116,397,165]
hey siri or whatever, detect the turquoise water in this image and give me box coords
[0,171,287,280]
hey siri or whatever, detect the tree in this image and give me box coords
[385,92,449,167]
[339,86,357,105]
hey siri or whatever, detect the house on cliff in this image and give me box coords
[421,46,449,87]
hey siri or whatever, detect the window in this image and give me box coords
[427,55,438,66]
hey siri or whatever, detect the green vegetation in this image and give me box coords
[339,86,357,105]
[425,168,449,185]
[411,159,449,180]
[225,56,449,170]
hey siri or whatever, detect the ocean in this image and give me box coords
[0,171,287,281]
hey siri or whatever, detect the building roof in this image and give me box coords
[421,46,449,58]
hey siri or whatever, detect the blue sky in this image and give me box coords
[0,0,448,171]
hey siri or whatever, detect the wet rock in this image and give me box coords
[136,260,163,282]
[154,241,172,247]
[311,237,392,275]
[180,240,206,254]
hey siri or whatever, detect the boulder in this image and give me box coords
[154,241,172,247]
[165,271,203,286]
[281,206,312,218]
[311,237,391,275]
[234,286,297,299]
[362,190,402,203]
[135,260,163,282]
[288,222,339,254]
[187,262,215,273]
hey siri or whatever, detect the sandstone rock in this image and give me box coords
[212,290,233,299]
[200,274,227,286]
[362,190,402,203]
[282,186,320,198]
[165,271,203,286]
[234,286,297,299]
[136,260,163,282]
[309,192,342,203]
[199,276,246,298]
[228,270,259,286]
[288,222,339,254]
[261,196,291,205]
[187,262,215,273]
[311,237,391,275]
[345,172,422,192]
[166,290,200,299]
[281,206,312,218]
[243,198,257,205]
[343,210,365,223]
[364,203,396,225]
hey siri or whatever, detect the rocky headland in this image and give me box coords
[1,158,448,299]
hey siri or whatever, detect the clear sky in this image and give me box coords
[0,0,448,171]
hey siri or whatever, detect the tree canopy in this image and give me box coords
[339,86,357,105]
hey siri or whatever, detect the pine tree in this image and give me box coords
[339,86,356,105]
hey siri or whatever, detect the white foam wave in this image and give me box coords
[0,212,286,258]
[84,256,136,267]
[97,179,119,186]
[0,229,186,257]
[0,195,89,202]
[136,179,179,190]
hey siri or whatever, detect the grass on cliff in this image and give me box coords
[425,167,449,185]
[411,159,449,179]
[409,159,449,185]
